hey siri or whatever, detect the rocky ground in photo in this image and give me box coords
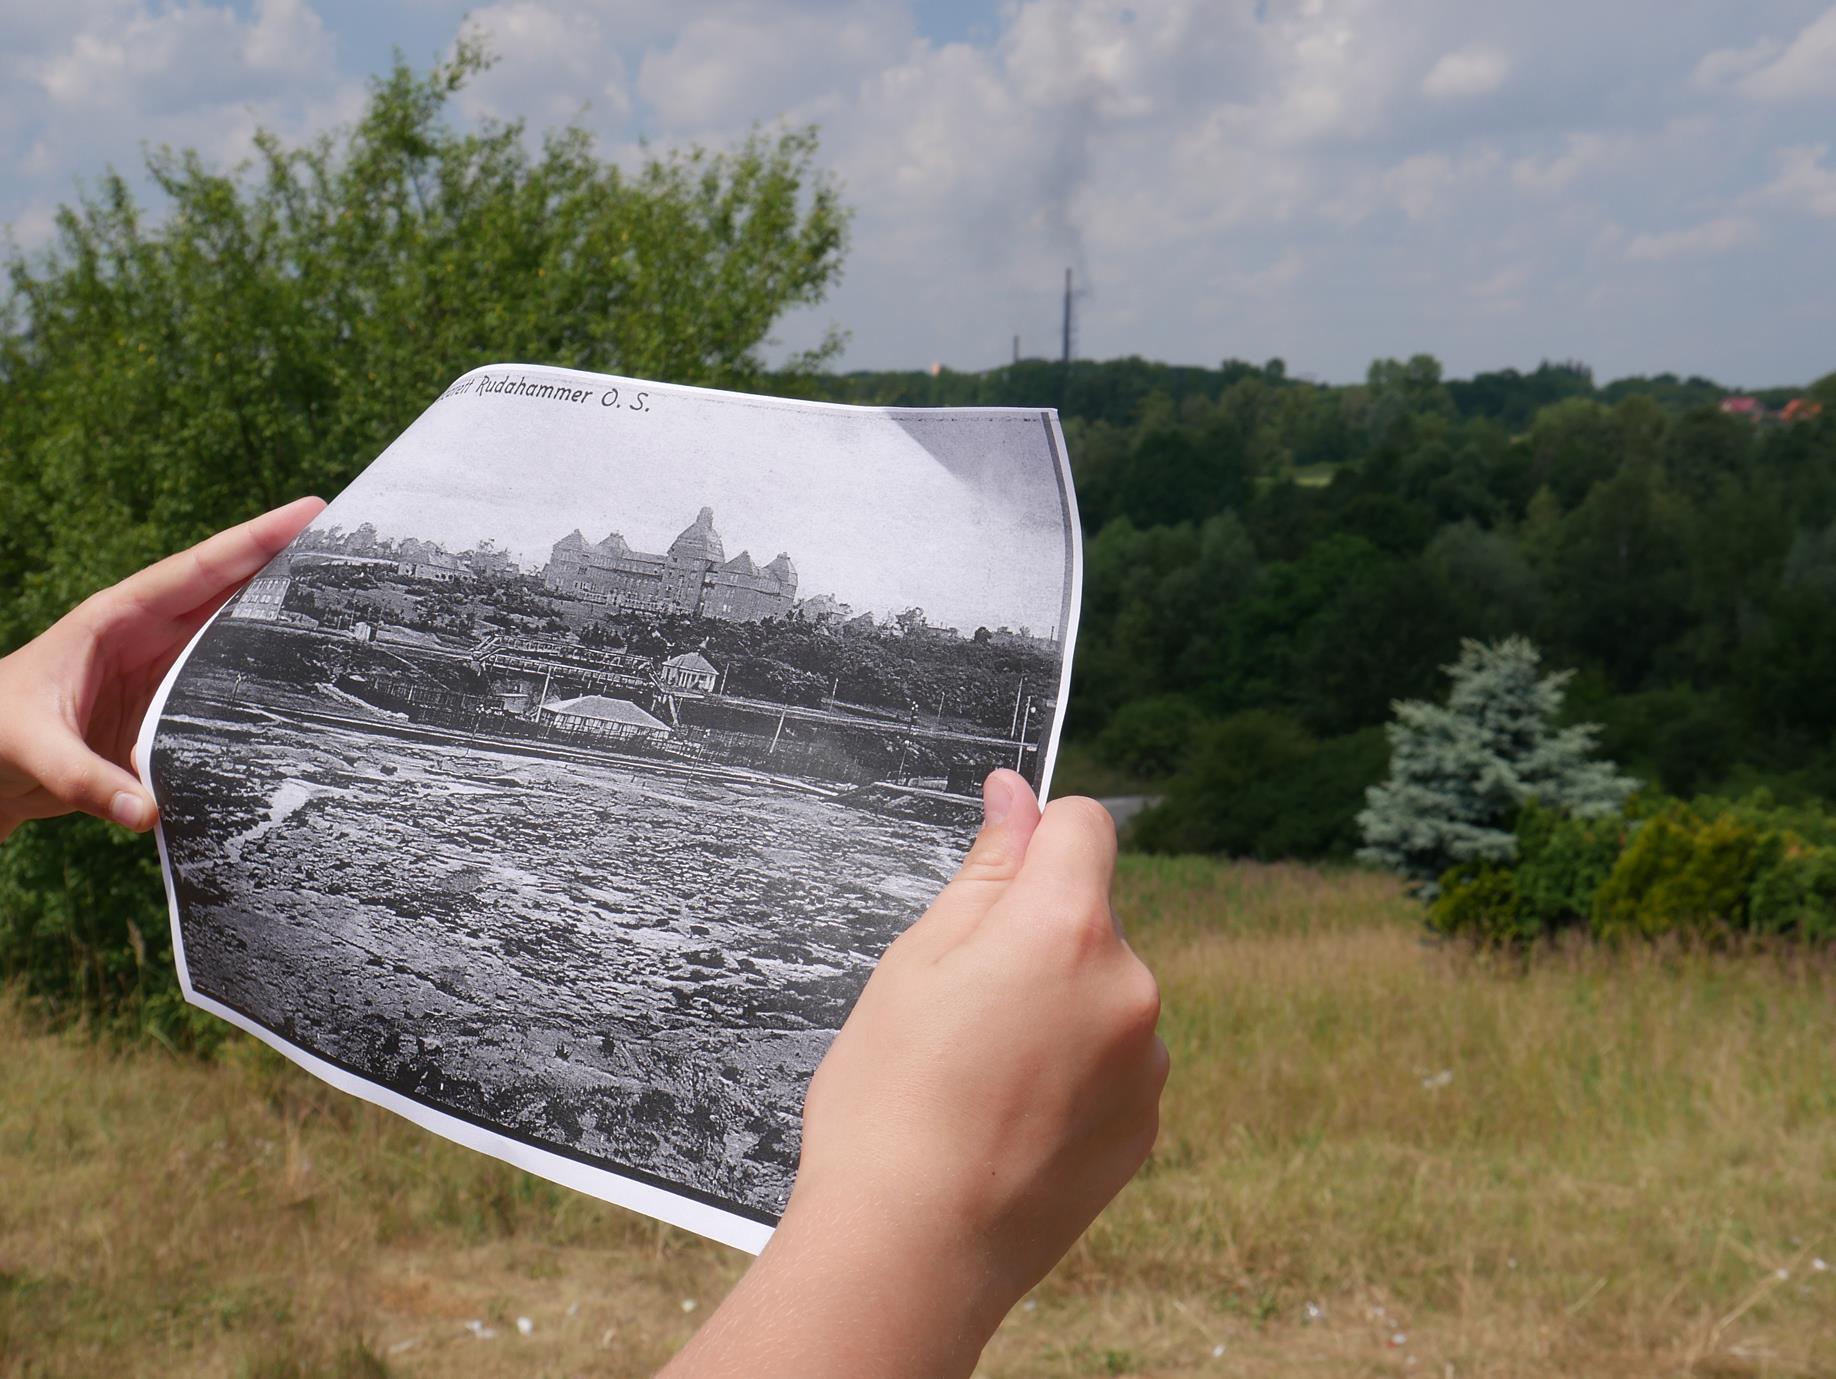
[153,707,970,1219]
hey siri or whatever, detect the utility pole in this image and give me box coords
[1012,333,1020,364]
[1009,678,1025,738]
[1061,267,1073,367]
[1013,696,1036,773]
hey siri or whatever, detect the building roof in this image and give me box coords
[556,529,587,550]
[668,506,725,564]
[765,552,797,581]
[722,550,760,576]
[596,531,631,554]
[539,695,670,731]
[663,651,718,675]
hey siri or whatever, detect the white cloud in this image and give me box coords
[1471,262,1531,301]
[1736,5,1836,101]
[636,1,908,130]
[1624,216,1760,262]
[1511,133,1610,192]
[1691,36,1780,91]
[1384,152,1456,220]
[1763,144,1836,218]
[456,3,633,127]
[1421,44,1511,99]
[35,0,334,111]
[3,199,60,251]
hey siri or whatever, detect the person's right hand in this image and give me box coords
[663,771,1165,1379]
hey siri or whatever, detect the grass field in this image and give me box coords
[3,858,1833,1378]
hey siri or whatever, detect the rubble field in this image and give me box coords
[153,710,971,1219]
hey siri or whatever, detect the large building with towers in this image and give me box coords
[542,507,799,622]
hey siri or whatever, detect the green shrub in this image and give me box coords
[1591,804,1778,939]
[1429,803,1624,943]
[1749,847,1836,940]
[1514,804,1626,933]
[1131,714,1384,860]
[1427,864,1526,943]
[1429,793,1836,947]
[1131,711,1313,857]
[0,816,216,1043]
[1093,693,1204,779]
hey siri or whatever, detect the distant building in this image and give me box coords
[396,549,465,582]
[793,593,854,624]
[542,507,798,621]
[987,626,1060,653]
[348,621,374,643]
[660,651,719,694]
[1783,398,1825,424]
[231,555,293,622]
[1720,396,1765,419]
[461,544,516,578]
[538,694,671,743]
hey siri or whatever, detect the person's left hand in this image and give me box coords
[0,496,326,841]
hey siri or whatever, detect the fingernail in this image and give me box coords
[983,772,1014,827]
[110,792,150,829]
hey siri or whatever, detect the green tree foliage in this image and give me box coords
[1357,638,1637,896]
[0,50,848,1033]
[929,344,1831,868]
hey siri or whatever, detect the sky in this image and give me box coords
[318,367,1074,634]
[3,0,1834,386]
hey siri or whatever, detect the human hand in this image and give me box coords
[664,771,1165,1379]
[0,496,326,841]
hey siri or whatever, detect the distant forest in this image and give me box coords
[819,356,1836,859]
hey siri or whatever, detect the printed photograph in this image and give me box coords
[147,368,1079,1229]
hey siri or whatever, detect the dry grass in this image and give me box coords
[4,857,1834,1378]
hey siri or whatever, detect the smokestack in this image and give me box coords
[1013,333,1020,364]
[1061,267,1073,367]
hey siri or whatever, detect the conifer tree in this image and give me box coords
[1357,637,1637,896]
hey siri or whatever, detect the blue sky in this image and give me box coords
[4,1,1833,386]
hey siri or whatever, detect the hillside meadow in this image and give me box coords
[2,857,1832,1379]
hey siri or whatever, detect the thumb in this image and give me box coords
[902,770,1041,952]
[21,727,158,832]
[957,770,1042,887]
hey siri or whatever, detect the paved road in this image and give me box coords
[1097,795,1162,829]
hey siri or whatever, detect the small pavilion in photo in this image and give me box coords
[660,651,719,694]
[538,695,671,744]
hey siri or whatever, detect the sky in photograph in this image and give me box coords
[317,371,1072,635]
[3,1,1833,386]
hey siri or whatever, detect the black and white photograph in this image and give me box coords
[137,365,1080,1250]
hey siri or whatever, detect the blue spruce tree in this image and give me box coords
[1358,637,1637,897]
